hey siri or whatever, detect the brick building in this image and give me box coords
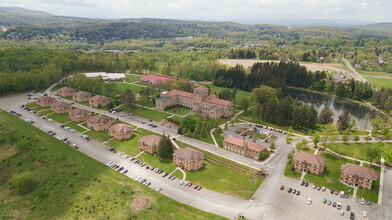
[222,136,266,160]
[139,74,179,86]
[51,101,72,114]
[36,96,56,107]
[69,108,92,122]
[73,91,91,102]
[155,86,233,119]
[138,135,161,154]
[108,123,135,140]
[292,151,326,175]
[58,87,75,97]
[340,163,379,190]
[89,95,110,108]
[86,115,112,131]
[173,147,204,171]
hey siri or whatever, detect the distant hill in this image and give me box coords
[0,7,52,16]
[361,22,392,31]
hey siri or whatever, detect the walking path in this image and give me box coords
[103,137,113,145]
[210,128,219,147]
[170,139,180,149]
[77,122,88,130]
[378,157,385,205]
[134,151,144,159]
[300,172,307,181]
[325,148,381,167]
[169,167,187,180]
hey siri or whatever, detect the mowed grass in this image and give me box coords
[197,83,255,105]
[85,130,112,143]
[107,133,143,156]
[327,142,392,163]
[116,82,144,93]
[125,74,143,83]
[66,121,87,133]
[304,152,355,195]
[356,164,380,203]
[25,101,36,108]
[165,106,190,115]
[0,111,225,220]
[38,108,53,116]
[284,161,302,179]
[50,113,71,124]
[121,105,170,122]
[213,130,224,147]
[365,76,392,89]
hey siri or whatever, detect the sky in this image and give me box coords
[1,0,391,24]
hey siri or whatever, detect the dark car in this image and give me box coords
[346,205,351,211]
[332,202,337,207]
[330,189,334,194]
[366,200,371,205]
[350,212,355,219]
[301,181,305,186]
[323,199,327,204]
[288,188,292,193]
[305,182,309,187]
[296,191,300,196]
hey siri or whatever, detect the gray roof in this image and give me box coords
[293,151,326,166]
[341,163,379,180]
[173,147,204,161]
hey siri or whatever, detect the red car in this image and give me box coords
[335,190,339,195]
[194,185,199,189]
[130,157,135,161]
[292,189,296,194]
[188,182,193,187]
[280,185,284,190]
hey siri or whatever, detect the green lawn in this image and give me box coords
[120,105,170,122]
[50,84,63,92]
[50,113,71,124]
[116,82,144,93]
[66,121,87,133]
[125,74,143,83]
[169,116,184,125]
[165,106,190,115]
[39,109,53,116]
[170,169,184,180]
[284,161,302,179]
[25,102,37,108]
[356,164,380,203]
[138,153,178,174]
[301,146,316,154]
[197,83,256,105]
[0,110,224,220]
[364,76,392,89]
[213,130,224,147]
[304,152,355,195]
[327,142,392,163]
[136,99,155,108]
[107,133,143,156]
[85,130,111,143]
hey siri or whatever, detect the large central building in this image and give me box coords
[155,86,233,119]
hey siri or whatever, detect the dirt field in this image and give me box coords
[218,59,349,73]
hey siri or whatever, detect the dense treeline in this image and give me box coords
[60,74,119,98]
[311,79,373,101]
[214,62,326,91]
[372,88,392,112]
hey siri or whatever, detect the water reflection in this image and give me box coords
[286,88,381,130]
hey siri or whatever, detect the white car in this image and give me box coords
[361,198,365,205]
[340,211,344,216]
[363,211,367,217]
[307,198,312,205]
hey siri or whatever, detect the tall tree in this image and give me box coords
[337,110,351,132]
[318,106,334,124]
[122,89,136,109]
[158,135,174,160]
[239,97,250,112]
[320,124,339,152]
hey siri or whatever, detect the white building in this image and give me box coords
[84,72,126,81]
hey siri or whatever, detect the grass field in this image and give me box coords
[165,106,190,115]
[365,76,392,89]
[120,105,170,122]
[107,133,143,156]
[85,130,112,143]
[66,121,87,133]
[116,82,144,93]
[0,110,224,220]
[327,142,392,163]
[356,164,380,203]
[50,113,71,124]
[125,74,143,83]
[197,83,255,105]
[136,99,155,108]
[39,109,53,116]
[213,130,224,147]
[304,152,355,195]
[25,102,36,108]
[284,161,302,179]
[169,116,184,125]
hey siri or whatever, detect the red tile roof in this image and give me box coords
[170,89,194,98]
[224,137,266,152]
[194,86,209,91]
[203,94,232,106]
[173,147,204,161]
[140,74,178,83]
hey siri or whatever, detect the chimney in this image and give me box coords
[253,127,256,143]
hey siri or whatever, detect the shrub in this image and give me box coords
[258,150,270,161]
[364,136,372,142]
[11,172,37,195]
[269,142,275,150]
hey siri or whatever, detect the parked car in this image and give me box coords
[350,212,355,219]
[340,211,344,216]
[361,198,365,205]
[307,198,312,205]
[332,202,337,207]
[288,188,292,193]
[292,189,296,194]
[280,185,284,190]
[317,186,321,191]
[305,182,309,187]
[301,181,305,186]
[323,199,327,204]
[337,203,342,209]
[330,189,334,194]
[327,200,331,205]
[296,191,300,196]
[346,205,351,211]
[322,187,326,192]
[362,211,367,217]
[366,200,371,206]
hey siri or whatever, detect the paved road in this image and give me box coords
[343,58,368,83]
[1,92,389,220]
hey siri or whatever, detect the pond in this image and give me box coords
[286,88,382,130]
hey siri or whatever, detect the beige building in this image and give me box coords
[36,96,56,107]
[73,91,91,102]
[173,147,204,171]
[340,163,379,190]
[155,86,233,119]
[86,115,112,131]
[89,95,110,108]
[109,123,135,140]
[51,101,72,114]
[138,135,161,154]
[58,87,75,97]
[292,151,326,175]
[69,108,92,122]
[222,137,266,160]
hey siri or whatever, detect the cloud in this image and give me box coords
[0,0,391,22]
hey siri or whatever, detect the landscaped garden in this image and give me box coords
[165,106,190,115]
